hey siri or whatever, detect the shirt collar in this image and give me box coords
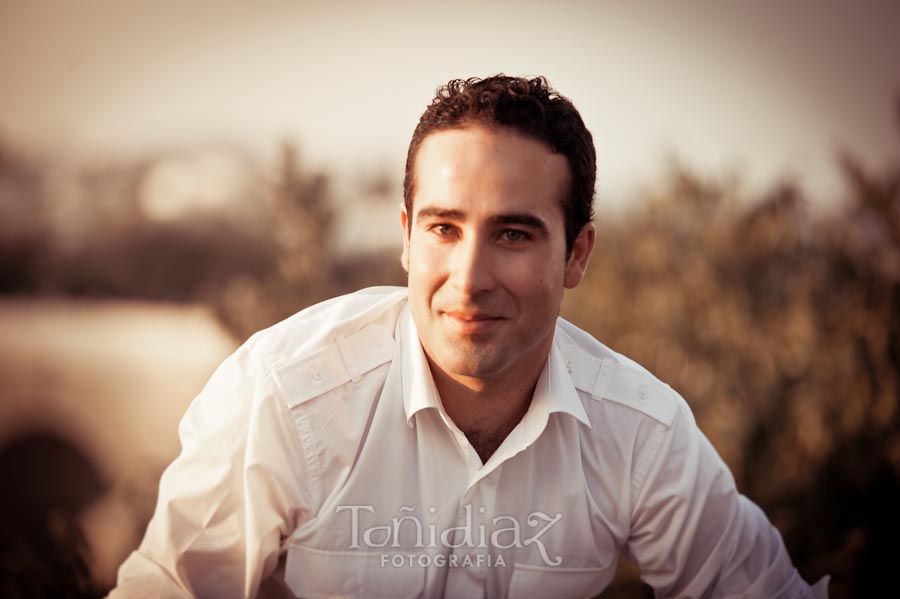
[400,306,591,429]
[401,306,444,425]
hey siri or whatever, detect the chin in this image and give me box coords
[439,348,508,379]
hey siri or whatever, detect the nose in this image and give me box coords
[449,234,496,296]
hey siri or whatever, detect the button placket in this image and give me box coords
[456,470,499,570]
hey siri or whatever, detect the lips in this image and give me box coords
[441,309,505,335]
[444,310,501,322]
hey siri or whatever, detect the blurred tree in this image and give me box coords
[571,105,900,597]
[208,141,339,339]
[269,141,334,291]
[0,432,108,598]
[0,139,47,293]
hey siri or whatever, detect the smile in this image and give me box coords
[442,311,505,335]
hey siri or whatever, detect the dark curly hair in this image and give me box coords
[403,74,596,255]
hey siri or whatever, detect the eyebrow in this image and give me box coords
[491,213,550,237]
[415,207,466,222]
[415,206,550,237]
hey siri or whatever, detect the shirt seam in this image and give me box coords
[261,349,324,509]
[631,422,666,510]
[591,356,614,399]
[293,405,323,509]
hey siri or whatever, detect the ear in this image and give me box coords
[400,203,410,272]
[563,223,595,289]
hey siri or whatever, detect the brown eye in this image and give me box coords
[431,224,456,237]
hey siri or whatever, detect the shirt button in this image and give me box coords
[311,368,324,381]
[638,385,649,400]
[370,338,384,349]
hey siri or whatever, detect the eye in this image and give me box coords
[429,223,457,237]
[501,229,530,243]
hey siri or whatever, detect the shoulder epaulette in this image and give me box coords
[559,341,678,428]
[275,322,395,408]
[592,358,678,428]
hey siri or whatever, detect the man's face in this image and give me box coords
[401,126,594,383]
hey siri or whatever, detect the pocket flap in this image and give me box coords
[508,562,609,599]
[285,544,425,599]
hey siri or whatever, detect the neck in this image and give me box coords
[427,350,548,463]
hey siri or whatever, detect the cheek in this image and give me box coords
[409,245,437,274]
[500,257,563,294]
[407,241,446,291]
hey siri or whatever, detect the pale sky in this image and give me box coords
[2,0,899,208]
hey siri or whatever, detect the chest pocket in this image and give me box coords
[284,543,425,599]
[507,562,612,599]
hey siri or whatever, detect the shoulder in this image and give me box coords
[237,286,408,407]
[555,317,687,430]
[248,286,408,359]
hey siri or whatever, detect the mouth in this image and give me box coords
[441,310,505,334]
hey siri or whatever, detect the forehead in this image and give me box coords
[412,126,570,217]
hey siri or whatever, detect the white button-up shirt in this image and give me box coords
[111,287,828,598]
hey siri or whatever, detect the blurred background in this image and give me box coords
[1,1,898,597]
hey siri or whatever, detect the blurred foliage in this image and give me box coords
[576,109,900,597]
[0,139,407,338]
[0,433,107,598]
[2,103,899,596]
[0,142,46,293]
[206,141,407,338]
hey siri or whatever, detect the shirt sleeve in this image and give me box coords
[108,342,316,598]
[626,401,829,599]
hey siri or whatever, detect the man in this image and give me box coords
[112,75,828,598]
